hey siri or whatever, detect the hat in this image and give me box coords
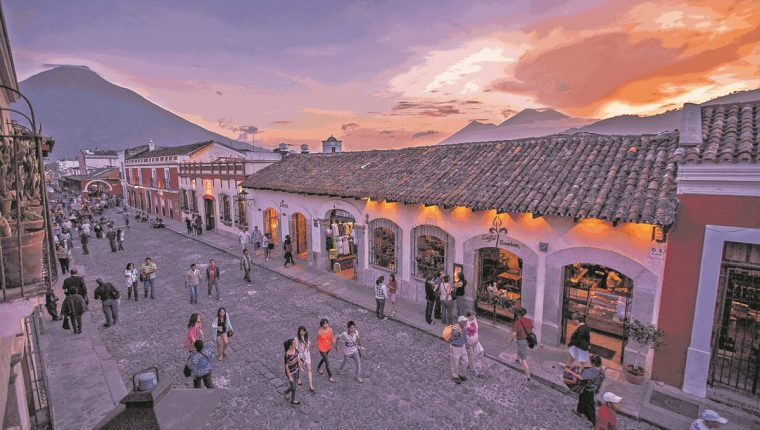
[602,392,622,403]
[701,410,728,424]
[457,316,467,323]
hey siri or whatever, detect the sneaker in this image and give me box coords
[356,378,364,383]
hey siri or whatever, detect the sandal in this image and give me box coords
[290,400,300,405]
[356,378,364,383]
[309,387,315,393]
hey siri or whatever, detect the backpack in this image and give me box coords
[442,324,454,341]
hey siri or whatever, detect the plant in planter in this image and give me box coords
[623,319,665,384]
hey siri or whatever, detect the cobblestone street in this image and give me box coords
[72,215,654,429]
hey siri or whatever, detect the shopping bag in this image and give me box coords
[62,316,71,330]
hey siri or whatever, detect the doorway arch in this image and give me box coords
[290,212,309,260]
[264,207,279,245]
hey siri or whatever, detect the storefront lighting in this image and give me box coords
[652,225,666,243]
[360,196,370,201]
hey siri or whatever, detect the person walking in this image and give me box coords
[240,249,252,282]
[263,233,272,261]
[61,289,87,335]
[448,315,468,383]
[316,319,335,383]
[186,340,215,389]
[512,307,533,380]
[194,215,203,236]
[184,313,205,352]
[454,272,467,317]
[94,278,120,327]
[424,275,436,325]
[125,263,139,301]
[690,409,728,430]
[140,257,157,299]
[465,312,483,377]
[439,275,454,324]
[116,227,125,251]
[185,216,193,235]
[337,321,363,383]
[106,226,118,252]
[283,339,300,405]
[294,326,315,392]
[252,226,262,256]
[206,259,221,300]
[238,228,250,252]
[212,307,232,360]
[44,286,61,320]
[374,276,388,320]
[62,269,88,306]
[566,312,591,367]
[123,210,130,228]
[387,273,398,317]
[596,392,622,430]
[56,244,71,274]
[79,229,89,255]
[185,264,201,304]
[283,235,295,267]
[433,271,444,320]
[566,354,605,425]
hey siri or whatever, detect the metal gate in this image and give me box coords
[709,267,760,395]
[23,308,52,429]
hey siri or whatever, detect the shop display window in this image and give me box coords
[370,218,398,271]
[411,225,450,278]
[475,248,522,321]
[264,207,278,244]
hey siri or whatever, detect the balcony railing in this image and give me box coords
[179,161,246,176]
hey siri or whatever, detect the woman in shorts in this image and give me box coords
[512,307,533,380]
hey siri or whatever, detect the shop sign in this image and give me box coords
[649,241,665,260]
[332,209,353,219]
[482,216,518,249]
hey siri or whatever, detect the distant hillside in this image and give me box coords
[440,89,760,144]
[13,66,255,158]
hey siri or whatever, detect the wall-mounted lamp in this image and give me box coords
[652,225,666,243]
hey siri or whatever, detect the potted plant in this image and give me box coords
[623,319,665,385]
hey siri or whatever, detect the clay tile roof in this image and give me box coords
[242,132,681,226]
[128,141,214,160]
[690,101,760,164]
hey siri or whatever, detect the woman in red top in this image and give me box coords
[511,307,533,380]
[184,313,204,352]
[316,319,335,383]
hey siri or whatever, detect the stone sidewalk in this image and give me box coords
[38,263,128,430]
[158,218,756,430]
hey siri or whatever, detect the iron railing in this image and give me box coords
[23,307,52,429]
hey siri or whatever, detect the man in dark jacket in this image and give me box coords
[61,289,87,334]
[106,226,118,252]
[79,230,89,255]
[94,279,120,327]
[62,269,88,305]
[44,286,61,320]
[424,276,437,325]
[206,259,220,300]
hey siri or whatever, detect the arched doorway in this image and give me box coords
[561,263,633,363]
[85,180,111,198]
[475,247,523,322]
[264,207,279,245]
[290,212,308,260]
[204,196,215,230]
[325,209,356,279]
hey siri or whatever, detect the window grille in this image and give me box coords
[369,218,400,271]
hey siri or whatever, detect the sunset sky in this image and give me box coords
[5,0,760,151]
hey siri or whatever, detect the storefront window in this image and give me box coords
[411,225,451,278]
[369,218,399,271]
[326,209,356,278]
[264,207,279,244]
[562,263,633,363]
[475,248,522,321]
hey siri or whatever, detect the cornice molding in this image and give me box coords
[677,164,760,197]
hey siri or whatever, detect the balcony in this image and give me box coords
[179,161,246,176]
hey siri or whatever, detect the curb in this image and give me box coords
[165,225,662,428]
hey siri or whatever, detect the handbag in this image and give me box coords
[183,365,192,377]
[227,330,233,337]
[62,316,71,330]
[518,318,537,349]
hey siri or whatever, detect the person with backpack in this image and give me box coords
[453,272,467,317]
[447,315,468,384]
[93,278,120,327]
[566,312,591,367]
[512,307,534,380]
[565,354,605,425]
[186,340,215,389]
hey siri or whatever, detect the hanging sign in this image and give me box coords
[649,241,665,260]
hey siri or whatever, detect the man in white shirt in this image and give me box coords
[238,228,251,252]
[691,409,728,430]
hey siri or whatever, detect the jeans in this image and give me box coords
[577,390,596,424]
[70,315,83,333]
[441,299,454,324]
[81,242,89,254]
[284,370,299,401]
[102,299,119,325]
[317,350,332,378]
[46,304,59,320]
[455,295,466,317]
[425,299,435,324]
[193,373,214,389]
[117,240,124,251]
[450,344,467,378]
[188,284,198,303]
[466,342,482,375]
[375,298,386,319]
[127,282,139,301]
[143,278,155,298]
[109,239,117,252]
[59,258,69,274]
[208,279,220,299]
[339,352,362,378]
[243,267,251,282]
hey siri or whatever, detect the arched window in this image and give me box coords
[411,225,453,278]
[369,218,401,271]
[264,208,279,244]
